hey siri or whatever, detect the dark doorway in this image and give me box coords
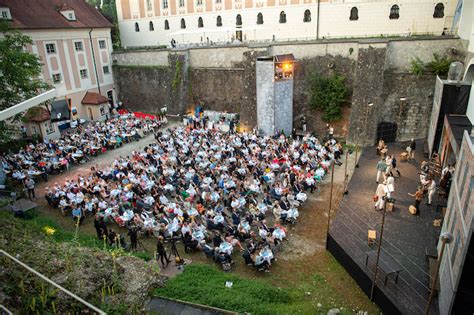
[107,90,114,107]
[377,122,398,143]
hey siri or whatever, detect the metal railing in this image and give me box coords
[0,249,106,315]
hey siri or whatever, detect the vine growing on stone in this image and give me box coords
[172,59,183,91]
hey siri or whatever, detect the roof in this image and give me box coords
[446,115,472,147]
[0,0,112,30]
[23,106,51,123]
[81,91,109,105]
[274,54,296,63]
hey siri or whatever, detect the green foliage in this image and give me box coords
[172,59,183,91]
[409,57,425,75]
[155,264,318,314]
[427,53,452,76]
[0,21,49,111]
[309,72,348,122]
[86,0,121,49]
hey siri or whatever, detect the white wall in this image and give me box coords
[118,0,456,47]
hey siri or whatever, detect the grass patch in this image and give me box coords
[155,264,331,314]
[0,210,150,260]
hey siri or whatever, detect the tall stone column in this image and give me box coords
[347,43,388,147]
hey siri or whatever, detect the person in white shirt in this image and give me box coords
[427,179,436,205]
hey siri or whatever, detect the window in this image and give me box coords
[103,65,110,74]
[52,73,62,84]
[163,0,168,8]
[197,0,202,5]
[99,40,106,49]
[74,41,83,51]
[217,15,222,27]
[303,9,311,22]
[46,43,56,54]
[279,11,286,24]
[164,19,170,30]
[68,12,74,20]
[433,3,444,18]
[146,0,153,11]
[256,12,263,25]
[350,7,358,21]
[181,18,186,29]
[216,0,221,3]
[135,22,140,32]
[1,11,7,19]
[198,17,204,28]
[450,231,460,266]
[236,14,242,26]
[45,122,55,134]
[462,178,473,217]
[179,0,185,7]
[149,21,154,31]
[80,69,88,79]
[389,5,399,19]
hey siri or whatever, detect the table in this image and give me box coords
[257,248,274,264]
[219,242,233,255]
[365,250,402,285]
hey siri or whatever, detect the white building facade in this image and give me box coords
[0,0,115,122]
[117,0,457,47]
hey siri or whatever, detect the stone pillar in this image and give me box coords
[256,56,294,136]
[256,58,275,135]
[347,43,387,146]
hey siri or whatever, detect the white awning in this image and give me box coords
[0,89,56,121]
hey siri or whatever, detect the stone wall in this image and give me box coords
[112,37,466,145]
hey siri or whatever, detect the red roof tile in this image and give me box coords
[23,106,51,123]
[0,0,112,29]
[81,91,110,105]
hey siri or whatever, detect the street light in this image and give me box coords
[425,232,453,315]
[325,162,335,248]
[370,197,388,301]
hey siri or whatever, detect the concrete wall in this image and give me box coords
[112,37,466,144]
[256,60,275,135]
[438,129,474,315]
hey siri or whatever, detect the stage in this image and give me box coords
[328,141,444,314]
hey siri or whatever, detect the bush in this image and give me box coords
[409,57,425,75]
[309,72,348,122]
[427,53,452,76]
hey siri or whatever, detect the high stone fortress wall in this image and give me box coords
[112,37,467,145]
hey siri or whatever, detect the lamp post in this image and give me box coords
[355,145,359,168]
[425,232,453,315]
[343,150,349,195]
[370,198,387,301]
[325,162,335,248]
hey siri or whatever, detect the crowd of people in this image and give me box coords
[1,114,164,198]
[44,122,343,272]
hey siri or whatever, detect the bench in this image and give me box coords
[365,250,402,286]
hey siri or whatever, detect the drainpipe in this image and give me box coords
[89,28,101,94]
[316,0,320,40]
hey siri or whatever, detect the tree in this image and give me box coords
[86,0,121,49]
[309,72,348,122]
[0,21,49,111]
[0,21,49,142]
